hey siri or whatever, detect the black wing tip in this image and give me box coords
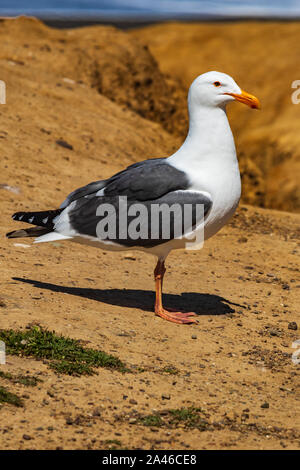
[7,226,50,238]
[12,212,24,221]
[6,229,23,238]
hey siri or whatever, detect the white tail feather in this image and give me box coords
[34,232,73,244]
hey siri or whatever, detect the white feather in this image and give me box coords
[34,232,73,244]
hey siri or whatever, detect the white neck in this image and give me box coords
[168,103,237,168]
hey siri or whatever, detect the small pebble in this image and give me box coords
[56,139,73,150]
[129,418,137,424]
[161,394,171,400]
[129,399,138,405]
[269,328,281,337]
[261,402,269,409]
[92,407,102,417]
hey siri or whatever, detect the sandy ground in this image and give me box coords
[1,204,299,450]
[0,17,299,450]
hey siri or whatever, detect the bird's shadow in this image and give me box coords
[13,277,244,316]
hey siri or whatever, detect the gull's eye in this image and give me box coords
[213,81,221,87]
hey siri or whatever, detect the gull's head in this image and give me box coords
[188,71,260,110]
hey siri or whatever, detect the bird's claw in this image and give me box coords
[155,307,198,324]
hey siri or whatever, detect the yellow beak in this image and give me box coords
[225,89,261,109]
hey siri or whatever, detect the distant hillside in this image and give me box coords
[132,21,300,212]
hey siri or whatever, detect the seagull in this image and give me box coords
[7,71,260,324]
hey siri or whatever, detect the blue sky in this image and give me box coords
[0,0,299,18]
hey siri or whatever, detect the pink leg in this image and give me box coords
[154,260,198,325]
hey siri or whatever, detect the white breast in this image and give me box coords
[169,153,241,242]
[167,102,242,243]
[202,163,241,240]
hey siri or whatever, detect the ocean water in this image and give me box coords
[0,0,299,20]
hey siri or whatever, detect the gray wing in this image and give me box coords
[103,158,190,200]
[60,157,190,209]
[60,180,107,209]
[60,158,213,247]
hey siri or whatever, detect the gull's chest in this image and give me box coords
[189,161,241,240]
